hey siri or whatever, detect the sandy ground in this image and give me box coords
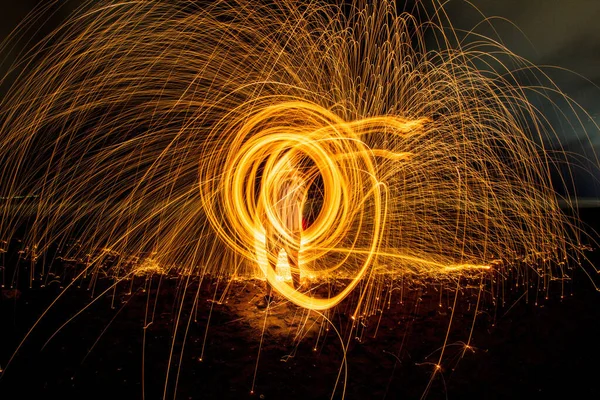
[1,261,599,400]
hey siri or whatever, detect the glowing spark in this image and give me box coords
[0,0,596,313]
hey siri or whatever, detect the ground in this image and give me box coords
[1,211,599,399]
[1,265,599,399]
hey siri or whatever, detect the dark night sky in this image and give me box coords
[439,0,600,198]
[1,0,599,196]
[444,0,599,115]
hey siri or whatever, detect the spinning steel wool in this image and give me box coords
[0,0,596,354]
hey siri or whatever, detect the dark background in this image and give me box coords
[1,0,598,197]
[0,1,599,399]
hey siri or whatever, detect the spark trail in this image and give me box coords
[0,0,597,312]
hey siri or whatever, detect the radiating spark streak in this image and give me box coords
[0,2,598,391]
[0,0,596,311]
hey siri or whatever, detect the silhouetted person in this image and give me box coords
[257,160,305,308]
